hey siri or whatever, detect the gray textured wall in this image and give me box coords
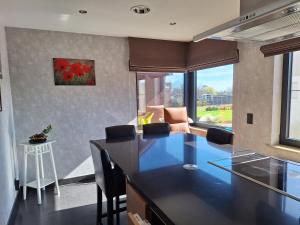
[233,42,300,162]
[233,42,275,153]
[6,28,137,182]
[0,26,17,225]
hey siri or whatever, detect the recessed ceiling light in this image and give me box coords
[78,10,88,14]
[169,22,176,26]
[130,5,150,15]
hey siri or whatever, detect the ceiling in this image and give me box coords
[0,0,240,41]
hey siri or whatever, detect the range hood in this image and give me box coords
[193,0,300,43]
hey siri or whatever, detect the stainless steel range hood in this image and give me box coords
[193,0,300,43]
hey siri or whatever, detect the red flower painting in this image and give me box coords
[53,58,95,85]
[63,71,74,81]
[87,79,95,86]
[55,58,69,71]
[82,65,92,74]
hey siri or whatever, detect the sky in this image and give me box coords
[166,64,234,91]
[197,64,233,91]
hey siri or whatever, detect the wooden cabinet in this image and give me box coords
[127,182,147,221]
[128,212,151,225]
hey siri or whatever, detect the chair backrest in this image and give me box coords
[206,128,233,145]
[105,125,136,139]
[164,107,190,133]
[90,142,113,196]
[143,123,170,135]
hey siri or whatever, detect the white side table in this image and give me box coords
[20,140,60,204]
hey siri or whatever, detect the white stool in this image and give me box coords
[21,140,60,204]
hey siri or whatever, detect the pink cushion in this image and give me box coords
[164,107,190,133]
[164,107,188,124]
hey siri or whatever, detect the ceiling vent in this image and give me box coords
[130,5,150,15]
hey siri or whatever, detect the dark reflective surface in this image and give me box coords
[91,133,300,225]
[210,153,300,202]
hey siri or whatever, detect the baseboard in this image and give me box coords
[14,179,20,191]
[7,190,22,225]
[20,174,96,191]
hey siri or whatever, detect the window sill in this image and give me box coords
[189,126,207,137]
[189,123,232,131]
[270,144,300,154]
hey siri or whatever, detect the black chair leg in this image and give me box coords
[116,196,120,225]
[107,197,114,225]
[97,186,102,225]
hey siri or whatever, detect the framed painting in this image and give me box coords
[53,58,96,85]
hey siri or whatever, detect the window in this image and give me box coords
[196,64,234,128]
[280,51,300,148]
[137,72,184,126]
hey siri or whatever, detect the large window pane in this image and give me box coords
[280,51,300,148]
[137,72,184,126]
[196,65,233,128]
[288,51,300,140]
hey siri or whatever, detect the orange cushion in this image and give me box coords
[164,107,188,124]
[170,123,190,133]
[146,105,164,123]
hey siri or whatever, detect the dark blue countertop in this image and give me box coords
[91,133,300,225]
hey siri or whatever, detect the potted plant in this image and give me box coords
[29,125,52,144]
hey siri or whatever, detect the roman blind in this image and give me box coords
[187,39,239,71]
[128,37,187,72]
[128,37,239,72]
[261,37,300,57]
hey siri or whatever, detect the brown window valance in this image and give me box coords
[187,40,239,71]
[128,37,239,72]
[128,37,187,72]
[261,37,300,57]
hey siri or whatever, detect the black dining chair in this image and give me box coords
[143,123,171,135]
[206,127,233,145]
[91,143,126,225]
[105,125,136,139]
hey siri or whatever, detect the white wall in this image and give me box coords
[233,42,300,162]
[6,28,137,182]
[0,26,17,225]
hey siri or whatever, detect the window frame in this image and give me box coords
[279,52,300,148]
[191,65,234,130]
[135,66,234,131]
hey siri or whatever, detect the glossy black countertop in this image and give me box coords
[91,133,300,225]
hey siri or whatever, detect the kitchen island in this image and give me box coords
[91,133,300,225]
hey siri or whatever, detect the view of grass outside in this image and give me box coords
[196,64,233,128]
[197,106,232,125]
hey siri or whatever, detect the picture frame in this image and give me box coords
[53,58,96,86]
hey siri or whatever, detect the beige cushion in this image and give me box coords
[164,107,190,133]
[164,107,188,123]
